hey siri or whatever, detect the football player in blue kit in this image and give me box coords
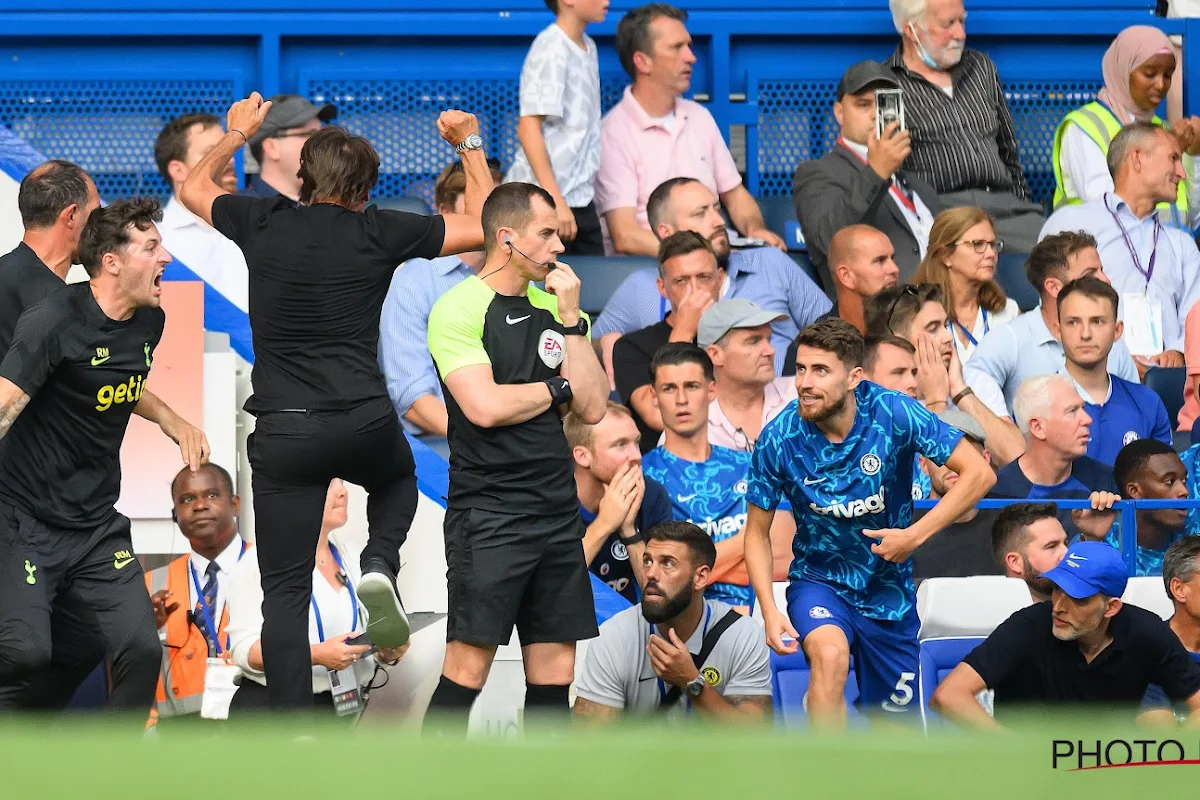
[743,318,995,728]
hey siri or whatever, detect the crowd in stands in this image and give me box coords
[11,0,1200,729]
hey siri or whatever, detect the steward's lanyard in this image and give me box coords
[188,540,249,656]
[311,544,359,643]
[838,137,918,213]
[1106,196,1160,287]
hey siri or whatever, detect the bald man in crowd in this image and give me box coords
[828,224,900,334]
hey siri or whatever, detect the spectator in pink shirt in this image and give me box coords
[1179,301,1200,431]
[594,4,785,255]
[698,299,797,452]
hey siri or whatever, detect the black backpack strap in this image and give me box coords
[658,610,743,711]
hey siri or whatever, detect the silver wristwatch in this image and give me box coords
[685,675,706,698]
[455,133,483,153]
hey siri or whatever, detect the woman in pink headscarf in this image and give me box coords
[1053,24,1200,228]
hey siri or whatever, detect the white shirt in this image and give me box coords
[842,138,936,258]
[950,298,1020,363]
[159,196,250,313]
[1059,122,1200,229]
[1039,192,1200,353]
[186,535,246,627]
[225,534,375,692]
[505,24,602,208]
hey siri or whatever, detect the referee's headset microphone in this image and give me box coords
[479,238,558,281]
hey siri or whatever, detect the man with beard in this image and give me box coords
[743,317,995,729]
[1114,438,1191,576]
[989,502,1069,603]
[932,541,1200,728]
[595,177,829,378]
[827,225,901,335]
[573,521,772,721]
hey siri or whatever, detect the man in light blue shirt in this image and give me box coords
[1038,123,1200,367]
[594,178,831,376]
[964,230,1139,417]
[379,160,501,436]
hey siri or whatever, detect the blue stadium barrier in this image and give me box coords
[0,3,1191,210]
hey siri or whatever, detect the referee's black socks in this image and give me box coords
[423,676,480,735]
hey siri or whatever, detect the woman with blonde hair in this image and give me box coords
[912,207,1019,362]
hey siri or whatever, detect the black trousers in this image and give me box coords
[247,397,417,709]
[0,502,160,713]
[564,202,604,255]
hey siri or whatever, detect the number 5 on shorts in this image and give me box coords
[888,671,916,707]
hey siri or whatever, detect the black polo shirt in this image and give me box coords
[612,320,676,454]
[0,243,66,354]
[910,508,1003,584]
[963,602,1200,718]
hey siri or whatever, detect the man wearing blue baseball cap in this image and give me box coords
[931,541,1200,728]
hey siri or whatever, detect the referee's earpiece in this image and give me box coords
[171,508,178,524]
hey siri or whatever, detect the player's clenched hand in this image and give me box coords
[648,629,701,688]
[437,110,480,147]
[161,416,211,472]
[227,92,272,141]
[150,589,178,630]
[621,469,645,533]
[544,262,582,326]
[763,609,799,656]
[863,527,922,563]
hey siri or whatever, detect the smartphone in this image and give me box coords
[875,88,906,140]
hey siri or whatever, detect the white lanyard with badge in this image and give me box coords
[191,542,247,720]
[1108,200,1165,356]
[311,544,367,717]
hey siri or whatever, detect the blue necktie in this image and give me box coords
[193,562,220,652]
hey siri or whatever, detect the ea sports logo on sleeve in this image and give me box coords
[539,330,566,368]
[860,453,882,476]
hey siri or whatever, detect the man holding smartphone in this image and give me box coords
[793,60,943,282]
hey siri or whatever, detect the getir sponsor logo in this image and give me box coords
[96,375,147,412]
[693,513,747,538]
[810,488,886,519]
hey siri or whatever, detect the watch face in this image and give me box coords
[465,133,483,148]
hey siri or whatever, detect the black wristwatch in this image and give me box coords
[546,376,573,406]
[685,675,706,698]
[563,317,589,337]
[618,530,644,546]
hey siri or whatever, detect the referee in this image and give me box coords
[180,92,495,710]
[425,182,609,730]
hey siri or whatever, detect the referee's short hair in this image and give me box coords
[564,401,634,450]
[297,126,380,207]
[78,197,163,278]
[649,342,714,385]
[645,521,716,570]
[482,182,556,254]
[793,317,865,369]
[18,159,92,230]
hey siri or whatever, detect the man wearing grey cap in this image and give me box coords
[698,298,795,452]
[793,60,943,282]
[244,94,338,201]
[910,407,1002,582]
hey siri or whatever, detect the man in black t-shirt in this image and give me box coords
[931,541,1200,728]
[180,92,494,710]
[566,402,672,603]
[0,198,203,714]
[425,182,609,730]
[0,164,211,712]
[613,231,720,453]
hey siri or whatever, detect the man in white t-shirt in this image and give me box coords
[506,0,609,254]
[574,520,772,722]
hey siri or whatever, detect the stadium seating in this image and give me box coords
[771,650,864,727]
[916,576,1034,640]
[993,251,1039,313]
[569,256,657,317]
[787,252,826,293]
[1122,576,1173,620]
[370,195,432,215]
[917,636,984,730]
[1144,367,1188,428]
[758,195,800,251]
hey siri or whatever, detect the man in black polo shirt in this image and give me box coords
[566,402,672,603]
[931,541,1200,728]
[612,231,720,453]
[426,182,609,730]
[0,198,197,715]
[181,92,494,710]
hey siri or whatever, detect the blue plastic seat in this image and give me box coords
[771,650,862,727]
[994,251,1039,313]
[917,636,984,730]
[1145,366,1187,428]
[568,255,658,317]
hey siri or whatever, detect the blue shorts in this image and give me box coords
[786,579,920,714]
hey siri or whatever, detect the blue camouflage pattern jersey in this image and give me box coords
[747,382,964,621]
[642,445,754,607]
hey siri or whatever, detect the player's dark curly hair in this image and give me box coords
[78,197,163,278]
[644,520,717,569]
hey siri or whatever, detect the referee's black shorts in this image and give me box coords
[443,507,598,647]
